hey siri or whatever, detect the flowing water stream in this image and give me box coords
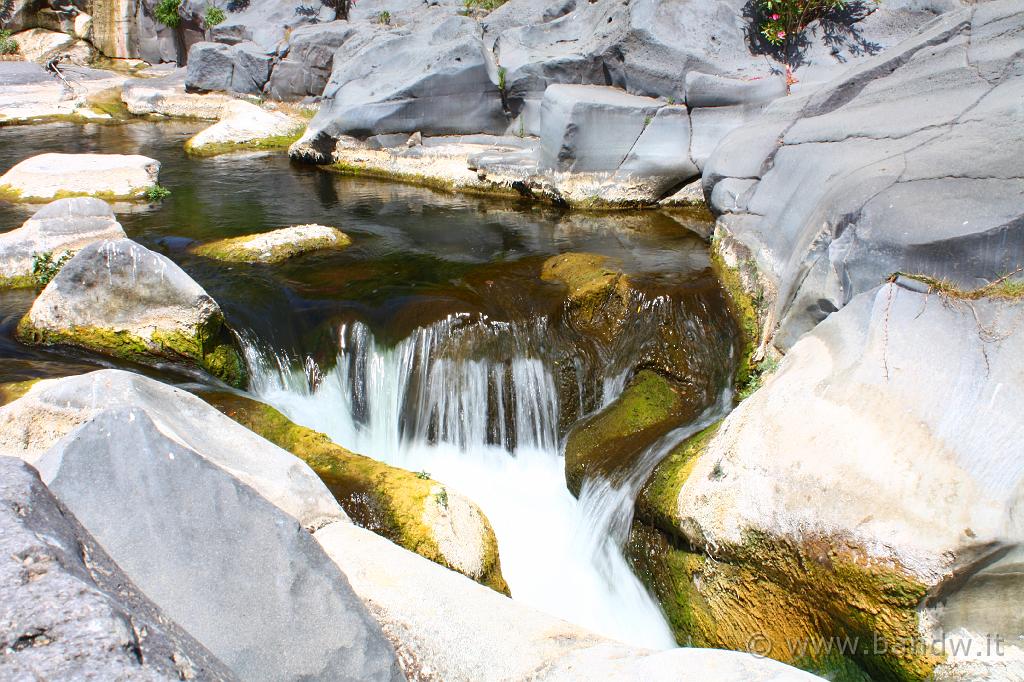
[0,121,740,650]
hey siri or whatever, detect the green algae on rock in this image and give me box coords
[540,252,631,343]
[0,153,161,202]
[201,390,509,595]
[15,239,246,388]
[192,224,352,264]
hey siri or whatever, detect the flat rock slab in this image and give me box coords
[0,197,125,287]
[0,456,235,681]
[122,69,232,119]
[185,100,304,156]
[0,153,160,201]
[193,224,351,263]
[34,407,402,682]
[0,62,127,124]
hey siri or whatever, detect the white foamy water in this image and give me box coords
[237,316,716,650]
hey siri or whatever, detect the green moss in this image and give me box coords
[0,185,154,204]
[635,421,721,531]
[192,227,352,264]
[184,128,306,157]
[200,391,509,594]
[710,235,762,391]
[563,369,698,496]
[540,252,633,344]
[0,378,41,406]
[16,318,246,388]
[0,274,37,289]
[327,161,524,202]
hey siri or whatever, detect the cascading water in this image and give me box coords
[238,288,734,651]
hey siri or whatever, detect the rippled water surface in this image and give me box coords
[0,121,738,648]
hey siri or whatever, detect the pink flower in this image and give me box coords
[771,13,780,19]
[777,30,787,38]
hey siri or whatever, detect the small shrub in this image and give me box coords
[0,29,18,56]
[32,251,74,287]
[435,488,448,509]
[462,0,505,13]
[144,184,172,201]
[414,470,431,480]
[737,355,779,401]
[756,0,856,63]
[154,0,183,27]
[204,5,226,26]
[377,9,390,24]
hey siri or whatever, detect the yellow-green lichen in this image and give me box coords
[710,233,763,391]
[184,128,306,157]
[540,252,632,343]
[0,274,37,289]
[200,391,509,594]
[191,227,351,264]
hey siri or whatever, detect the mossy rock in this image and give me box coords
[541,252,632,343]
[200,391,509,595]
[15,318,246,388]
[563,369,701,496]
[192,225,352,264]
[627,425,939,682]
[0,378,41,406]
[710,230,765,391]
[183,129,306,158]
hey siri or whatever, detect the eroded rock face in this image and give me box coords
[0,153,160,201]
[201,391,508,593]
[185,40,273,96]
[184,99,304,155]
[32,406,402,682]
[15,239,246,387]
[265,21,372,101]
[0,197,125,288]
[634,283,1024,679]
[703,0,1024,349]
[192,223,351,262]
[0,456,236,681]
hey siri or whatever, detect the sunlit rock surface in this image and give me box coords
[0,152,160,201]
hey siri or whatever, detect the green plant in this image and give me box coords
[737,355,779,401]
[377,9,391,24]
[0,29,18,56]
[497,66,506,92]
[756,0,858,64]
[32,251,74,287]
[144,184,172,201]
[153,0,183,28]
[462,0,505,12]
[204,5,226,26]
[435,488,448,509]
[415,470,431,480]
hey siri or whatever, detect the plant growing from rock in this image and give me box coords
[204,5,226,27]
[0,29,18,55]
[755,0,871,66]
[32,251,74,287]
[153,0,183,27]
[377,9,390,24]
[144,184,172,202]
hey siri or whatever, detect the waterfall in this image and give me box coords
[238,303,731,650]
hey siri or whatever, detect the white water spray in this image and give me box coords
[239,314,723,650]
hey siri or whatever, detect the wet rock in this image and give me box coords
[316,521,823,681]
[637,283,1024,680]
[0,197,125,288]
[302,16,506,141]
[0,370,345,528]
[0,457,235,681]
[540,252,631,341]
[122,69,233,119]
[0,153,160,201]
[563,369,698,496]
[185,40,273,96]
[192,223,350,262]
[15,239,247,387]
[202,390,509,593]
[184,99,305,155]
[704,1,1024,348]
[26,401,402,681]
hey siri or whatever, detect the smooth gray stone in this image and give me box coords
[684,71,788,108]
[37,407,404,682]
[266,22,376,101]
[0,456,235,681]
[185,41,272,95]
[617,105,699,190]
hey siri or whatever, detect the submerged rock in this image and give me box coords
[184,100,305,156]
[633,282,1024,680]
[0,370,403,681]
[16,239,246,387]
[0,457,235,681]
[202,391,508,593]
[0,153,160,202]
[540,252,631,342]
[192,224,351,263]
[0,197,125,288]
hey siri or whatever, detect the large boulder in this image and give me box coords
[184,99,305,155]
[0,457,235,681]
[15,239,247,387]
[0,369,403,681]
[122,69,233,119]
[703,0,1024,348]
[185,40,274,96]
[300,16,506,143]
[315,521,823,681]
[0,153,160,201]
[191,223,351,262]
[201,390,509,593]
[265,21,372,101]
[634,282,1024,680]
[0,197,125,288]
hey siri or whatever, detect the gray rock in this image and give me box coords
[0,456,235,681]
[35,406,403,681]
[0,198,126,286]
[303,16,506,140]
[684,71,788,109]
[185,41,273,95]
[704,0,1024,348]
[16,239,246,387]
[617,105,698,192]
[208,0,331,53]
[265,21,375,101]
